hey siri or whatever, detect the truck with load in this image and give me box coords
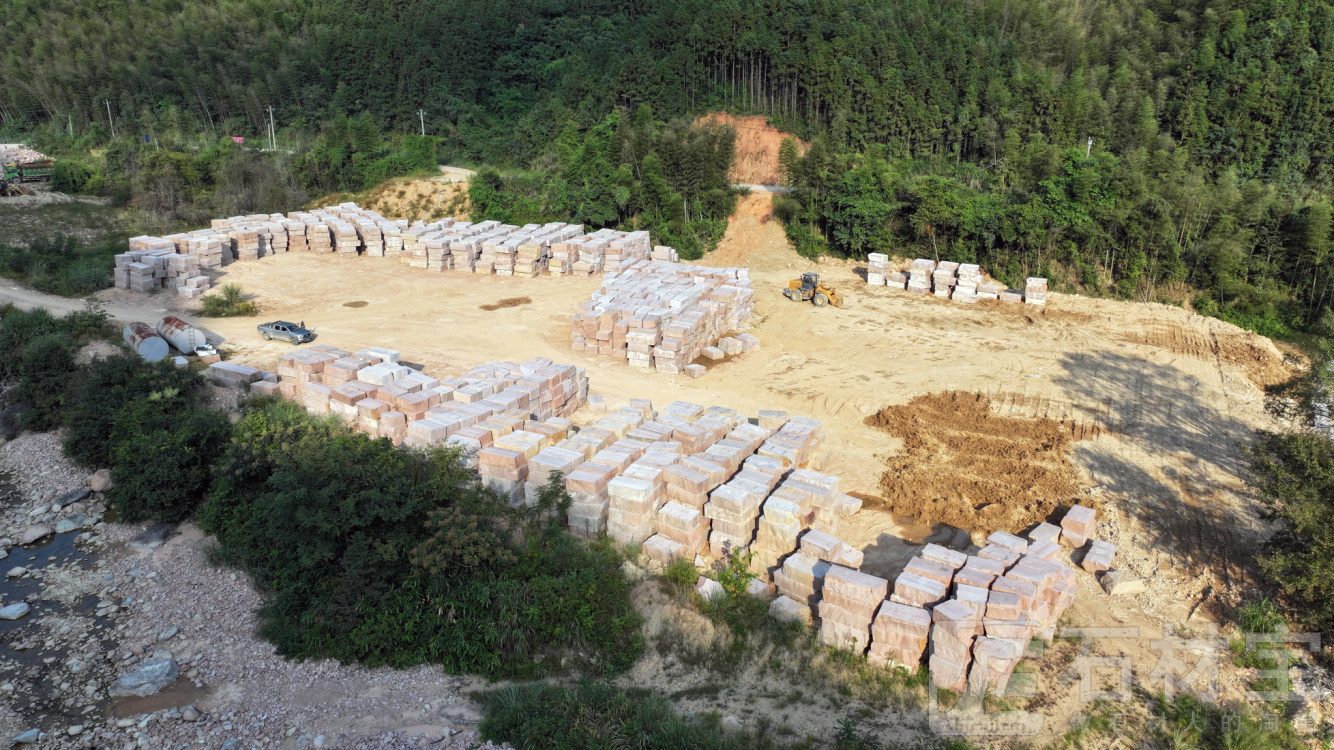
[2,160,54,183]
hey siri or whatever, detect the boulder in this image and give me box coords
[17,525,52,546]
[127,523,177,551]
[52,488,89,509]
[0,602,31,620]
[55,514,92,534]
[12,729,41,744]
[109,658,179,698]
[694,576,725,600]
[89,469,113,493]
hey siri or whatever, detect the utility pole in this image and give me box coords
[419,109,425,137]
[105,100,115,139]
[1086,136,1093,157]
[267,106,276,151]
[67,114,72,137]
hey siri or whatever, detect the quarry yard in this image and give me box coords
[67,209,1295,622]
[0,178,1314,747]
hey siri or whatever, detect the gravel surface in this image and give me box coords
[0,431,87,504]
[0,432,513,750]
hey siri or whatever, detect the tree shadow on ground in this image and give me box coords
[1054,350,1261,599]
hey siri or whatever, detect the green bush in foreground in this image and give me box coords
[63,351,209,467]
[200,400,641,677]
[13,333,77,430]
[106,395,230,522]
[1150,693,1303,750]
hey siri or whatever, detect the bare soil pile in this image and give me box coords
[865,391,1093,534]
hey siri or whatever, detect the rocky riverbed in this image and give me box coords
[0,431,511,750]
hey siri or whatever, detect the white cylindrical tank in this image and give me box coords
[155,316,208,355]
[123,322,169,362]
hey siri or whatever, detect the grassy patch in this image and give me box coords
[0,200,124,246]
[1148,693,1304,750]
[479,680,768,749]
[0,234,120,296]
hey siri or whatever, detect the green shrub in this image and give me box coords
[834,717,881,750]
[1237,599,1286,636]
[1247,430,1334,641]
[63,352,208,467]
[106,397,230,522]
[52,161,97,194]
[199,400,641,678]
[663,557,698,593]
[39,260,111,296]
[198,283,259,317]
[695,545,769,638]
[0,235,118,298]
[1149,693,1302,750]
[13,333,77,430]
[480,680,741,749]
[0,307,62,379]
[0,304,110,380]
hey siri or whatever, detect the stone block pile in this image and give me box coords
[866,254,1048,305]
[739,503,1118,700]
[543,400,862,554]
[211,347,589,502]
[570,260,757,376]
[118,202,680,295]
[115,238,211,297]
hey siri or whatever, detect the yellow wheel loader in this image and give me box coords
[784,272,843,308]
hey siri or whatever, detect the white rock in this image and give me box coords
[694,576,725,600]
[1,602,33,620]
[17,525,51,545]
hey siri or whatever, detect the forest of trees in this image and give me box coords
[1,0,1331,331]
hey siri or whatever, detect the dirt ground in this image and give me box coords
[318,173,471,223]
[697,113,806,186]
[865,391,1092,535]
[109,217,1289,612]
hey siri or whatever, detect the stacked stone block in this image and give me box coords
[818,565,890,653]
[867,256,1047,305]
[570,260,756,375]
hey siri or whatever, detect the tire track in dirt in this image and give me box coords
[1124,325,1289,388]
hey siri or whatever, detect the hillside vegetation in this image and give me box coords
[1,0,1331,329]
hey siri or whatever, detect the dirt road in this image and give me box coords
[1,282,190,324]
